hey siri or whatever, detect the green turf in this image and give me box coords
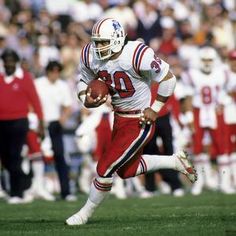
[0,192,235,236]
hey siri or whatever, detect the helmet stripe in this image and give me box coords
[96,18,112,34]
[92,21,100,35]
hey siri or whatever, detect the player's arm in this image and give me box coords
[140,71,176,124]
[77,78,107,108]
[139,47,176,124]
[77,67,107,108]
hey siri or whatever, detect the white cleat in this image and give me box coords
[220,187,236,195]
[7,195,34,204]
[34,188,56,201]
[175,150,197,183]
[65,212,88,226]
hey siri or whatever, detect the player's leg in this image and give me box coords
[66,115,148,225]
[228,124,236,188]
[26,130,55,201]
[134,150,197,183]
[66,176,113,225]
[190,110,206,194]
[211,119,234,194]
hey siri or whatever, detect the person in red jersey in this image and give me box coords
[0,49,44,204]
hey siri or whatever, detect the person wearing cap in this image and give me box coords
[0,48,44,204]
[34,60,76,201]
[224,50,236,189]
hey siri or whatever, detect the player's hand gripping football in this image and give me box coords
[84,88,108,108]
[139,107,158,126]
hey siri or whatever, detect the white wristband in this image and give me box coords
[151,100,165,113]
[79,94,86,104]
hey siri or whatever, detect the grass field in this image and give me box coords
[0,192,235,236]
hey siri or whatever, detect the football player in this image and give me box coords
[66,18,197,226]
[224,50,236,189]
[182,46,234,194]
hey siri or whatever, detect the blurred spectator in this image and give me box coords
[103,0,138,38]
[16,31,34,62]
[34,60,76,201]
[0,49,44,204]
[36,34,60,69]
[69,0,103,23]
[133,0,162,44]
[157,16,180,56]
[60,33,83,79]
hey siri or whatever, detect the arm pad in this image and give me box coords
[157,75,176,97]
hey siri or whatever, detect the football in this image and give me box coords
[87,79,109,99]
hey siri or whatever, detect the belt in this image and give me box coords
[115,110,142,115]
[115,110,142,118]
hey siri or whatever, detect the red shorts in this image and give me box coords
[96,114,155,179]
[26,130,42,159]
[193,108,227,155]
[225,123,236,154]
[93,114,112,161]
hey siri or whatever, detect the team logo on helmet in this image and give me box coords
[112,20,121,31]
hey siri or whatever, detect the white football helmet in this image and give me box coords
[91,18,126,60]
[199,46,218,73]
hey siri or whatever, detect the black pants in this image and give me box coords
[143,113,182,191]
[0,118,31,197]
[48,121,70,198]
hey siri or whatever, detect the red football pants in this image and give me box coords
[97,114,155,179]
[193,108,227,155]
[26,130,42,159]
[225,123,236,154]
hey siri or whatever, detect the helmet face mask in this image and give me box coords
[91,18,126,60]
[91,40,113,60]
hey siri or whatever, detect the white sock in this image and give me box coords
[199,153,215,188]
[31,159,45,189]
[191,155,204,194]
[131,176,145,193]
[136,154,176,175]
[230,153,236,186]
[78,177,113,218]
[217,154,231,190]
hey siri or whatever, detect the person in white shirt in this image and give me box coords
[35,60,75,201]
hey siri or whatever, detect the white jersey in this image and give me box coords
[182,67,228,128]
[77,41,169,111]
[182,68,227,109]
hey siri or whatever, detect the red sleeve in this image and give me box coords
[24,72,44,120]
[169,95,181,122]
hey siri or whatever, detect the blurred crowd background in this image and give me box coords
[0,0,236,203]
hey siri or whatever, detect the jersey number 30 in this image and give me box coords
[98,70,135,98]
